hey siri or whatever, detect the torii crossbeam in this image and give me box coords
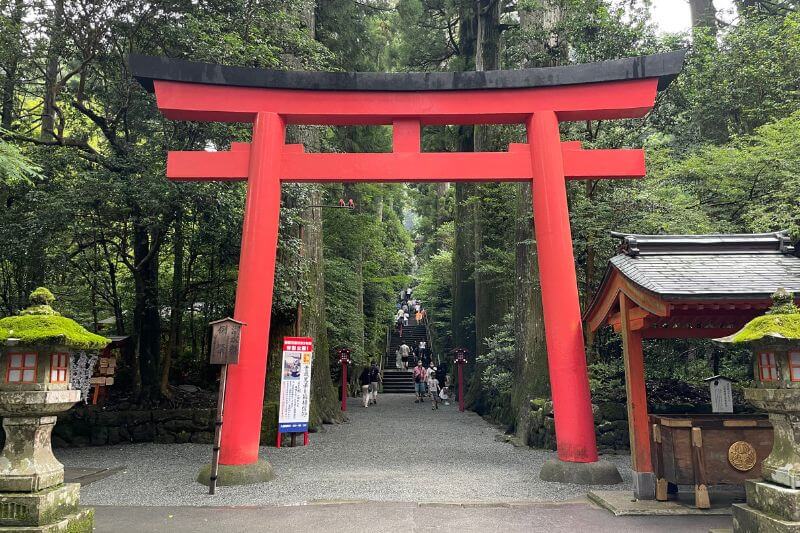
[131,51,685,486]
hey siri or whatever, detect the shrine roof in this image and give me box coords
[129,50,686,93]
[608,231,800,299]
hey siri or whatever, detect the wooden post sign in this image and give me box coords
[207,317,244,495]
[209,318,244,365]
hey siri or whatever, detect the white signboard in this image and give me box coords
[278,337,313,433]
[709,378,733,414]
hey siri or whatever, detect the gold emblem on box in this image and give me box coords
[728,440,757,471]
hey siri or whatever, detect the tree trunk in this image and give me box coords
[472,0,504,359]
[511,0,562,443]
[302,185,341,425]
[1,0,24,128]
[690,0,718,36]
[132,218,161,401]
[162,203,185,397]
[451,0,478,356]
[40,0,65,141]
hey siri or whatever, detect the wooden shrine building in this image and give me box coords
[584,231,800,499]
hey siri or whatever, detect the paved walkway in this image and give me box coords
[58,393,633,506]
[92,501,732,532]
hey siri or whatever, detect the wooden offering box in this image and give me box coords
[650,414,773,509]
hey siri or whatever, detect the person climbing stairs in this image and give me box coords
[383,305,430,394]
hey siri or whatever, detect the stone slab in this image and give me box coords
[539,458,622,485]
[632,471,656,500]
[64,467,125,487]
[0,483,80,527]
[746,479,800,522]
[0,507,93,532]
[588,490,734,516]
[732,503,800,532]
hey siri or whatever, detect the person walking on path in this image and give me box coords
[395,309,404,337]
[413,361,427,403]
[407,350,417,371]
[359,366,371,408]
[420,342,430,368]
[369,361,381,405]
[399,342,410,370]
[395,347,403,370]
[436,362,447,390]
[427,362,440,410]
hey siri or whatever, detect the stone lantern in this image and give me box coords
[716,288,800,532]
[0,288,108,532]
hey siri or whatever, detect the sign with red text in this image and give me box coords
[278,337,313,433]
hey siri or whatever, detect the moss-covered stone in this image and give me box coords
[0,315,108,350]
[196,459,274,487]
[0,288,109,350]
[728,289,800,343]
[731,313,800,343]
[19,288,59,317]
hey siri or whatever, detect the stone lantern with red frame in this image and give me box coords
[716,288,800,531]
[0,288,108,532]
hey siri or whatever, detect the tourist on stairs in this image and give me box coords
[413,360,427,403]
[399,342,410,370]
[369,361,381,405]
[359,366,371,408]
[427,362,440,410]
[395,347,403,370]
[419,342,430,367]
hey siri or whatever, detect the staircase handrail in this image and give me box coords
[383,323,391,372]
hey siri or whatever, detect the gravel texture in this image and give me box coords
[57,393,633,506]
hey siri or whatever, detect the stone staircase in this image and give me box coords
[383,317,428,393]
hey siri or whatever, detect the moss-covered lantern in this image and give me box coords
[716,288,800,531]
[0,288,107,532]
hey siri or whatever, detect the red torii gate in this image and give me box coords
[131,51,685,482]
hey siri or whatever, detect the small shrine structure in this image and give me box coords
[584,231,800,500]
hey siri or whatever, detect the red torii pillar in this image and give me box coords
[147,70,661,483]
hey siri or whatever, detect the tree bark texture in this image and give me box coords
[510,0,562,440]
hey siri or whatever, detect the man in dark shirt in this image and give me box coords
[369,361,381,405]
[359,367,371,408]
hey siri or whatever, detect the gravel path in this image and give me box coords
[57,393,632,506]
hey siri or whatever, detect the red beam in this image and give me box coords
[641,328,740,339]
[153,78,659,125]
[167,143,645,182]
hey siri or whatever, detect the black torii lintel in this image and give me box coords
[129,50,687,93]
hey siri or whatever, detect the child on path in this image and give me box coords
[427,362,440,410]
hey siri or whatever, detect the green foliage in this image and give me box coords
[655,11,800,144]
[414,249,453,349]
[588,359,627,404]
[0,138,40,187]
[477,313,516,396]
